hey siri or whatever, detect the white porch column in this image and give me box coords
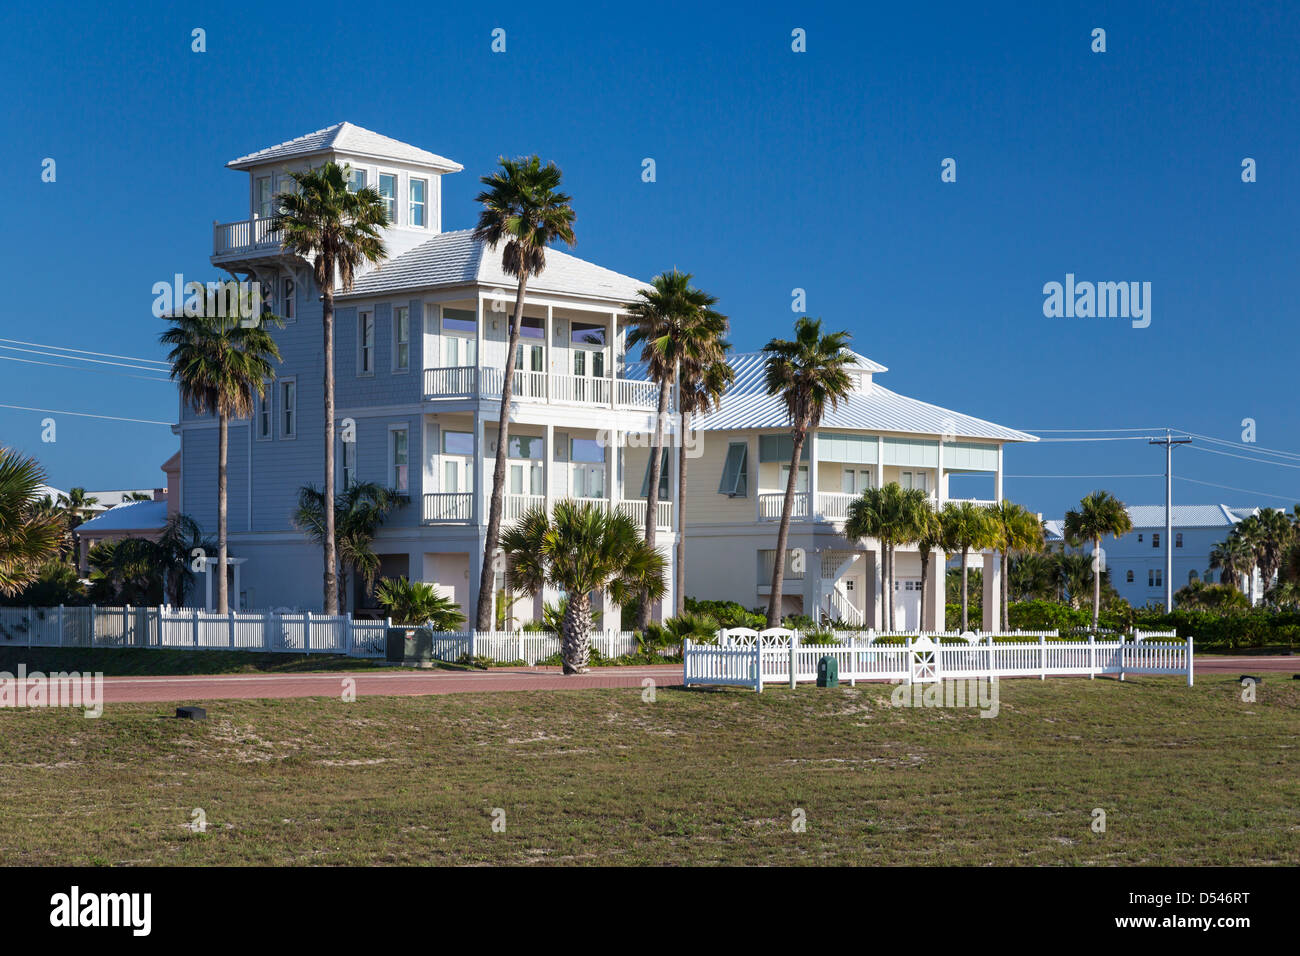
[995,445,1004,503]
[982,550,1002,632]
[876,436,885,488]
[544,422,556,517]
[802,545,820,622]
[544,304,553,403]
[475,293,485,386]
[232,563,241,611]
[205,562,213,612]
[605,428,619,506]
[936,439,945,506]
[924,549,945,630]
[865,548,882,629]
[808,430,820,519]
[472,412,486,525]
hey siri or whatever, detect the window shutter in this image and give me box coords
[640,448,670,498]
[719,442,748,496]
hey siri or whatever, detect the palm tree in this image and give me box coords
[988,501,1045,630]
[293,481,405,613]
[1063,490,1133,630]
[1242,509,1292,598]
[940,500,997,631]
[155,513,213,606]
[499,500,666,674]
[278,161,389,613]
[1209,534,1254,591]
[470,155,577,630]
[161,287,281,613]
[1053,551,1095,609]
[58,487,99,568]
[844,483,928,631]
[914,505,948,630]
[761,317,855,626]
[1008,551,1056,602]
[374,577,466,630]
[0,448,64,597]
[672,314,733,616]
[625,269,727,627]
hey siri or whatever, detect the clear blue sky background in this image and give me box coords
[3,0,1297,517]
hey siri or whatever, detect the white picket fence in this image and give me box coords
[685,628,1194,693]
[0,606,638,664]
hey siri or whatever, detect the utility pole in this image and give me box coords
[1150,429,1192,611]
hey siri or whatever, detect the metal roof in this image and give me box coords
[227,122,463,172]
[76,500,168,533]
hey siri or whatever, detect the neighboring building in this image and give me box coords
[74,454,179,573]
[177,121,1037,626]
[1045,504,1266,607]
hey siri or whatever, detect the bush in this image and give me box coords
[683,597,765,630]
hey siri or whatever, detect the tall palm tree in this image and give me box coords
[1242,509,1292,598]
[470,156,576,630]
[161,288,281,613]
[278,161,389,613]
[988,501,1045,630]
[1210,530,1256,594]
[500,500,666,674]
[939,500,996,631]
[58,487,99,568]
[625,269,726,627]
[1063,490,1133,630]
[914,504,948,630]
[0,448,64,597]
[293,481,405,612]
[845,483,929,631]
[761,317,855,627]
[671,312,733,616]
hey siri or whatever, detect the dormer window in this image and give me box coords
[379,174,396,223]
[255,176,273,219]
[410,179,427,227]
[347,167,368,192]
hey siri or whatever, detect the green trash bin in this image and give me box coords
[385,627,433,663]
[817,655,839,688]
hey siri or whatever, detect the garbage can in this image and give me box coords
[385,627,433,663]
[817,655,839,688]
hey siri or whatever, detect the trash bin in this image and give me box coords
[817,655,838,688]
[385,627,433,663]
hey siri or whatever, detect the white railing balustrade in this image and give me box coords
[616,499,673,531]
[423,492,473,522]
[213,217,283,256]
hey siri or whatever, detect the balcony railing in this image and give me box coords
[423,365,667,411]
[757,492,998,522]
[422,493,672,531]
[213,217,283,258]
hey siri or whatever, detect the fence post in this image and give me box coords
[58,604,64,646]
[192,607,199,649]
[344,614,353,657]
[1088,635,1095,679]
[124,604,131,646]
[228,609,235,650]
[1186,636,1194,687]
[89,604,97,647]
[305,613,312,654]
[788,631,798,689]
[519,631,524,664]
[468,629,476,660]
[1040,633,1047,680]
[753,640,762,694]
[905,636,913,685]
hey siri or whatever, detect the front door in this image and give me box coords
[572,347,606,402]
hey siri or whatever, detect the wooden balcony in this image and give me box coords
[423,365,666,411]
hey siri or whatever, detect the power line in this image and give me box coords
[1017,427,1165,432]
[1175,428,1300,463]
[0,354,172,383]
[1177,475,1297,504]
[0,402,173,426]
[1006,474,1163,479]
[1185,444,1300,470]
[1035,436,1160,443]
[0,337,170,367]
[0,343,173,373]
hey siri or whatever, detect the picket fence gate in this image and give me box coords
[684,628,1194,693]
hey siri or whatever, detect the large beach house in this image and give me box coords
[176,122,1036,629]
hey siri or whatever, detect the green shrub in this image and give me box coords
[683,597,765,630]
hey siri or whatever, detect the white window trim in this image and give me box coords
[340,432,357,491]
[389,424,410,494]
[409,177,428,229]
[392,305,411,373]
[256,384,273,442]
[378,170,399,226]
[280,377,297,440]
[357,309,375,377]
[280,276,296,323]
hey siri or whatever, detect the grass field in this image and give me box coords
[0,646,393,676]
[1,675,1297,865]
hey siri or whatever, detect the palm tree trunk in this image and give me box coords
[561,589,593,674]
[766,429,805,628]
[961,546,970,631]
[675,408,688,617]
[476,278,529,630]
[322,277,339,614]
[639,373,673,628]
[920,548,931,630]
[886,542,895,632]
[1092,536,1102,630]
[217,411,229,614]
[1001,549,1010,631]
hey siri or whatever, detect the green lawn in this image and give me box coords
[0,646,392,677]
[1,675,1296,865]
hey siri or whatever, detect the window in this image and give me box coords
[509,435,543,459]
[257,387,272,440]
[393,306,410,371]
[281,379,296,438]
[280,277,295,321]
[1148,568,1163,588]
[1138,533,1143,542]
[359,311,374,374]
[409,178,427,227]
[718,442,748,496]
[640,448,671,498]
[759,434,810,462]
[255,176,272,219]
[442,308,477,366]
[779,463,809,493]
[1175,532,1183,548]
[342,436,356,489]
[390,427,409,493]
[1152,533,1160,548]
[347,167,368,192]
[443,430,474,455]
[900,470,929,494]
[379,174,396,223]
[841,468,872,494]
[1126,570,1134,583]
[515,342,544,372]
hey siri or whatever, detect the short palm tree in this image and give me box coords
[278,161,389,614]
[761,317,855,626]
[844,483,928,631]
[293,481,405,613]
[1243,509,1292,597]
[58,487,99,567]
[940,500,997,631]
[988,501,1045,630]
[0,448,64,597]
[1063,490,1133,630]
[1008,551,1056,601]
[471,155,576,631]
[155,513,214,606]
[1209,534,1254,591]
[671,314,733,616]
[1053,551,1096,609]
[374,577,466,630]
[500,500,666,674]
[625,269,727,627]
[914,505,947,630]
[161,287,281,613]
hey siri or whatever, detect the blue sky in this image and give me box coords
[3,0,1298,517]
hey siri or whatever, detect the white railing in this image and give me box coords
[504,494,545,522]
[758,492,806,520]
[424,366,479,397]
[616,378,660,409]
[423,492,473,522]
[815,492,857,519]
[616,499,673,531]
[213,217,283,256]
[823,587,864,626]
[550,373,612,406]
[423,364,662,409]
[757,550,804,583]
[685,629,1194,692]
